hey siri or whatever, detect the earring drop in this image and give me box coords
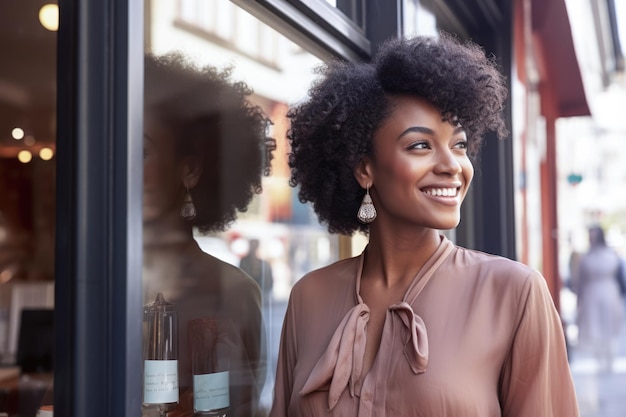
[357,186,376,224]
[180,186,197,220]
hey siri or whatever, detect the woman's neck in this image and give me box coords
[363,225,441,288]
[143,218,195,249]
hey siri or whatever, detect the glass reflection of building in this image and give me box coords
[1,0,619,416]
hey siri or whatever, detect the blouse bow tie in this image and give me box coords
[388,301,429,374]
[299,301,429,410]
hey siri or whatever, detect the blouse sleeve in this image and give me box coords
[499,270,579,417]
[269,292,298,417]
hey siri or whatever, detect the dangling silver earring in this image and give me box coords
[357,186,376,224]
[180,186,197,220]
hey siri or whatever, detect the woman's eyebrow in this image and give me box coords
[397,126,434,140]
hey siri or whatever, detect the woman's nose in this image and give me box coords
[433,149,462,175]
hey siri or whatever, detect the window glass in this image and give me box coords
[326,0,365,29]
[402,0,468,40]
[0,0,57,415]
[143,1,336,415]
[403,0,439,37]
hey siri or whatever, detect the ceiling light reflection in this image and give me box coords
[11,128,24,140]
[39,148,54,160]
[39,4,59,32]
[18,150,32,163]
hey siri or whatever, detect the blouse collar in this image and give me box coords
[300,235,455,409]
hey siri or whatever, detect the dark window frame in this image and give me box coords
[233,0,374,60]
[55,0,144,415]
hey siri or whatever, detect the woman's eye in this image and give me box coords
[408,141,429,150]
[454,140,468,150]
[143,148,149,159]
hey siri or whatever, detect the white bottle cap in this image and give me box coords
[37,405,53,417]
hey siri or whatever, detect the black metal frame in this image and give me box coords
[55,0,144,415]
[365,0,402,55]
[233,0,385,61]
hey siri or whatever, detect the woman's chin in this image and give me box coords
[432,216,461,231]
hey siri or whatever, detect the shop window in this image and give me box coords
[143,1,338,415]
[325,0,365,29]
[402,0,468,39]
[403,0,438,36]
[174,0,281,68]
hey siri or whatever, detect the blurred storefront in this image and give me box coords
[510,0,623,312]
[1,0,620,416]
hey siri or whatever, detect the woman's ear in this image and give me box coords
[353,157,373,189]
[181,156,202,189]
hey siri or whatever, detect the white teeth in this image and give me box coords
[424,188,457,197]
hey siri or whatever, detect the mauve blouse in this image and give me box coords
[269,236,579,417]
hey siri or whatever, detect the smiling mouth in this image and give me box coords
[422,187,459,197]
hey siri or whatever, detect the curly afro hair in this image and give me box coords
[145,52,275,233]
[287,32,508,235]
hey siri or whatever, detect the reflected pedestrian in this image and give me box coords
[240,239,274,303]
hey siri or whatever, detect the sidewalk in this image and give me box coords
[569,308,626,417]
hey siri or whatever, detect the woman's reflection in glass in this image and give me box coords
[142,52,275,417]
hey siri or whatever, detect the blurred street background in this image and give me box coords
[554,1,626,416]
[569,301,626,417]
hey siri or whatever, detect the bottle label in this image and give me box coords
[193,371,229,411]
[144,360,179,404]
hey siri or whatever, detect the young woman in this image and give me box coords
[142,53,275,417]
[269,33,579,417]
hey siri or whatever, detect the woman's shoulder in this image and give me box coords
[447,246,552,318]
[193,251,261,292]
[449,245,541,287]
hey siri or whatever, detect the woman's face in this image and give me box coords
[143,113,186,224]
[366,95,474,231]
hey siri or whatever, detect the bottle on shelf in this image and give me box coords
[143,293,179,417]
[189,317,230,417]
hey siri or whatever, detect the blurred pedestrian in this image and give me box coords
[240,239,274,303]
[572,224,624,372]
